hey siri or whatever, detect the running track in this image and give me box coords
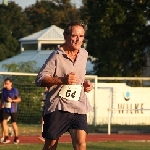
[1,134,150,144]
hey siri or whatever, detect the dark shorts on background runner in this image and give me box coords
[43,110,88,140]
[0,109,3,122]
[42,105,45,117]
[3,111,17,122]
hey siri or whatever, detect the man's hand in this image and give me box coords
[7,97,13,103]
[67,72,79,85]
[83,80,93,93]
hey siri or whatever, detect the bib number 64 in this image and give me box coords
[59,85,82,101]
[66,90,76,98]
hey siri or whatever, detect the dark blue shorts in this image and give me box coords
[42,110,88,140]
[0,109,3,122]
[3,111,17,122]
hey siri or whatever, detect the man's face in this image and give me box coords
[66,25,85,50]
[4,80,12,90]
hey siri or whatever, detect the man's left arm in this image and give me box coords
[8,88,21,103]
[8,96,21,103]
[0,90,4,108]
[12,96,21,103]
[0,97,4,108]
[83,80,93,93]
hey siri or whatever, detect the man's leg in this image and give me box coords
[42,139,58,150]
[42,111,71,150]
[2,118,10,143]
[0,110,4,140]
[11,113,19,144]
[11,113,18,137]
[0,122,4,143]
[69,129,87,150]
[11,122,18,137]
[1,122,4,137]
[3,119,9,137]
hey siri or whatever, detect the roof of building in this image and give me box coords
[0,50,51,71]
[19,25,64,42]
[0,50,93,72]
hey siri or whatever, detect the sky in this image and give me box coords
[9,0,82,9]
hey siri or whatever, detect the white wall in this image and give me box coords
[87,83,150,125]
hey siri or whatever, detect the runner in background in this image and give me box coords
[38,87,48,142]
[0,87,4,143]
[1,78,21,144]
[0,83,13,143]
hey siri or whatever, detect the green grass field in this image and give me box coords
[3,124,150,136]
[1,124,150,150]
[0,142,150,150]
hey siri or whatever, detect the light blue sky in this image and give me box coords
[10,0,82,8]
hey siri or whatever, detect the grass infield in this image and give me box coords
[2,124,150,136]
[0,142,150,150]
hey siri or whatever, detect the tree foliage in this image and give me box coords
[0,0,80,62]
[0,2,33,61]
[2,61,39,84]
[84,0,150,77]
[24,0,80,32]
[2,61,39,72]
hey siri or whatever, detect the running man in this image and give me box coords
[0,83,13,143]
[0,88,4,143]
[1,78,21,144]
[35,21,93,150]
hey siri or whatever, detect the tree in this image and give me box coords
[2,61,39,83]
[83,0,150,77]
[24,0,59,32]
[2,61,39,72]
[0,2,33,61]
[24,0,81,32]
[53,0,81,25]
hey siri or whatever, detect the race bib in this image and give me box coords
[59,85,82,101]
[4,102,11,108]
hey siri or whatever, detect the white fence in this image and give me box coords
[1,72,150,134]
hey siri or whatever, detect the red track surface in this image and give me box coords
[1,134,150,144]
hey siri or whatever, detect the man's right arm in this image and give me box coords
[40,76,68,87]
[0,93,4,109]
[35,52,79,87]
[35,52,60,87]
[36,72,79,87]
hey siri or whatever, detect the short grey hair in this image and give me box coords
[63,20,87,35]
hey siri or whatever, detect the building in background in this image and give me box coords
[0,25,94,73]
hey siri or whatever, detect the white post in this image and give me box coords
[94,76,98,126]
[108,108,111,135]
[38,41,41,51]
[108,88,112,135]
